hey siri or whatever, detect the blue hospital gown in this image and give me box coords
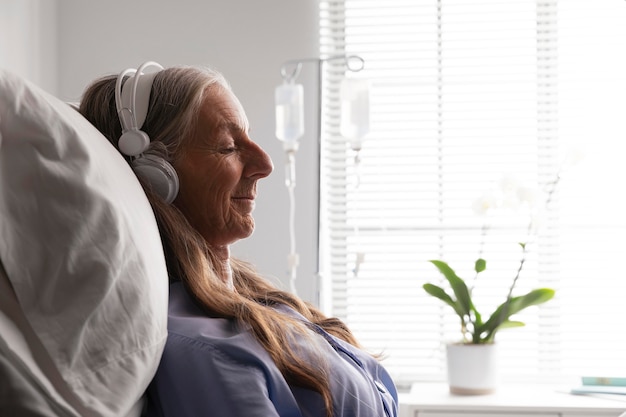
[144,282,398,417]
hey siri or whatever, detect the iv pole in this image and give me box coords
[275,55,367,295]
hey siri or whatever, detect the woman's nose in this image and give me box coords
[245,141,274,179]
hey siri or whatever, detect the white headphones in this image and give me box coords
[115,61,179,203]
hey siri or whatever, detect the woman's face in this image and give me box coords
[173,85,273,249]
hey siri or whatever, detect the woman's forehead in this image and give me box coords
[201,85,249,132]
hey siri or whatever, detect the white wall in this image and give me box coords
[0,0,57,93]
[54,0,322,303]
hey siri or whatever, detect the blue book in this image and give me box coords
[582,376,626,387]
[571,385,626,396]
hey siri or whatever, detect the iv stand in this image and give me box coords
[276,54,366,296]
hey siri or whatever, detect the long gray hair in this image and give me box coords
[79,65,363,417]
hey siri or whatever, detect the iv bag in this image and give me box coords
[340,78,370,148]
[275,82,304,148]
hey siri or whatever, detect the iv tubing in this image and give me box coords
[286,152,299,294]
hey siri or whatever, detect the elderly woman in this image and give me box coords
[79,62,398,417]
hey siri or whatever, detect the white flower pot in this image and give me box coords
[446,343,497,395]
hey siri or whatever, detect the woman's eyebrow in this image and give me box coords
[214,120,239,132]
[223,120,249,136]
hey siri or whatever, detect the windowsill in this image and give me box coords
[399,383,626,417]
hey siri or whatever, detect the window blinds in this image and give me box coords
[319,0,626,385]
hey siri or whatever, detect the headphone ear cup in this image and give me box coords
[118,129,151,156]
[132,154,180,204]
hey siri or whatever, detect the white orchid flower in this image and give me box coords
[472,191,499,216]
[498,175,524,209]
[516,185,539,210]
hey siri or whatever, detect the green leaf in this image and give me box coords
[479,288,555,342]
[481,320,525,343]
[474,258,486,273]
[423,283,466,318]
[497,320,525,329]
[473,309,483,327]
[429,260,473,317]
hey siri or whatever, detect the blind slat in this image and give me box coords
[319,0,626,386]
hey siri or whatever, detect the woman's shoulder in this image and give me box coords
[165,282,274,366]
[155,282,295,409]
[147,284,300,417]
[167,282,234,335]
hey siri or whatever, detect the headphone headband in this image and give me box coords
[113,61,179,204]
[115,61,164,140]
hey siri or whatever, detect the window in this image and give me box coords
[319,0,626,386]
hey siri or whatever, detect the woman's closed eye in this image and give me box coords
[218,146,237,155]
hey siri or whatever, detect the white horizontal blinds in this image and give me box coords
[556,1,626,377]
[321,0,626,386]
[320,0,560,385]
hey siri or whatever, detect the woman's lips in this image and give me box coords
[232,196,256,212]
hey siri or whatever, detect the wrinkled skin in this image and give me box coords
[173,84,273,262]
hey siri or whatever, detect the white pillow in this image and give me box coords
[0,69,169,416]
